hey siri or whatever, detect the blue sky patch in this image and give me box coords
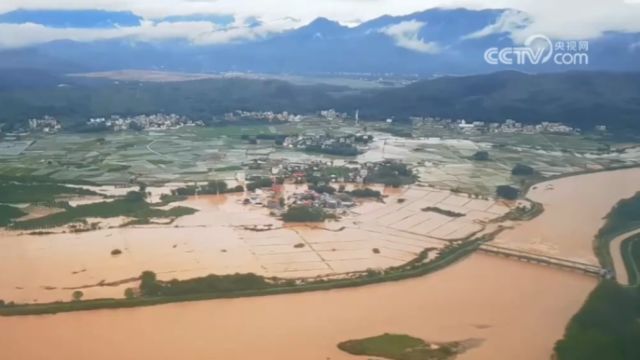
[0,10,142,28]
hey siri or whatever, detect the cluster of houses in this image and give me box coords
[265,159,370,184]
[410,116,587,135]
[282,135,373,149]
[223,110,303,122]
[319,109,349,121]
[287,189,355,210]
[28,116,62,133]
[86,114,204,131]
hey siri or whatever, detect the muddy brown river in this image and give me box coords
[0,254,595,360]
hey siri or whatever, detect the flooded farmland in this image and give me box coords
[1,142,638,359]
[0,185,510,303]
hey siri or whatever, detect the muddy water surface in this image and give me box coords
[494,167,640,264]
[0,254,595,360]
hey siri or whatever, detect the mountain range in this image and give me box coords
[1,8,639,75]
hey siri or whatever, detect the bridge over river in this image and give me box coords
[479,243,607,277]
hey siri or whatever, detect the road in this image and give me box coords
[609,228,640,286]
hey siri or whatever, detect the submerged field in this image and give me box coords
[0,185,510,304]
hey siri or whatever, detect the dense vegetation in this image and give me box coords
[281,206,329,222]
[365,162,416,187]
[555,192,640,360]
[139,271,271,297]
[555,281,640,360]
[349,71,640,134]
[593,192,640,271]
[337,333,461,360]
[598,192,640,246]
[0,181,97,204]
[4,71,639,133]
[0,204,26,226]
[10,191,197,230]
[0,76,340,129]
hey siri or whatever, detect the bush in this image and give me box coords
[111,249,123,256]
[72,291,84,301]
[349,188,381,199]
[309,184,336,195]
[365,162,415,187]
[511,164,535,176]
[124,288,135,299]
[282,206,328,222]
[203,180,228,194]
[496,185,520,200]
[124,191,146,202]
[471,151,490,161]
[246,178,273,191]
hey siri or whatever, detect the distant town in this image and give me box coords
[0,109,608,139]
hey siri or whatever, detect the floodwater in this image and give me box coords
[4,169,633,359]
[494,167,640,264]
[0,254,595,360]
[0,187,508,303]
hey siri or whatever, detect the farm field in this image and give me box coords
[1,123,638,196]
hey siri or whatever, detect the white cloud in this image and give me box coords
[0,0,639,47]
[380,20,441,54]
[0,18,297,48]
[459,0,640,43]
[462,9,531,40]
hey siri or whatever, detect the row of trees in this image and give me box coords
[138,271,271,297]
